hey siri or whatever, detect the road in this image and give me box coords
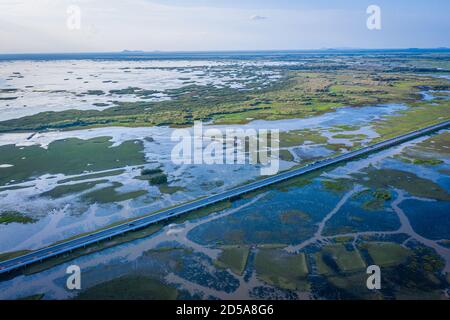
[0,120,449,275]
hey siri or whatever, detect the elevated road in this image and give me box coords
[0,120,449,275]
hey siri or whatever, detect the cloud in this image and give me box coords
[250,15,268,21]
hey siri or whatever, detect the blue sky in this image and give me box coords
[0,0,449,53]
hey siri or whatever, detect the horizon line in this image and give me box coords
[1,47,450,56]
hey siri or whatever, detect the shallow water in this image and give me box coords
[0,101,412,252]
[0,59,283,121]
[0,129,448,300]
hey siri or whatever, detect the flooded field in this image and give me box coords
[0,128,448,300]
[0,52,449,300]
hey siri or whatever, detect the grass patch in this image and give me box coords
[0,137,145,186]
[374,101,450,141]
[362,189,392,210]
[57,169,125,184]
[214,245,250,276]
[320,244,366,273]
[279,129,327,148]
[0,250,32,262]
[279,149,294,162]
[17,294,45,300]
[331,133,367,140]
[75,275,178,300]
[353,168,450,201]
[3,70,446,133]
[41,180,109,198]
[136,168,168,185]
[362,242,412,267]
[0,211,36,225]
[254,248,309,291]
[279,210,310,224]
[158,184,185,195]
[321,178,352,192]
[82,182,147,203]
[141,168,163,175]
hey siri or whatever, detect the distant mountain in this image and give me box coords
[121,50,164,54]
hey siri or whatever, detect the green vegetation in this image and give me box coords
[0,137,145,186]
[361,242,412,267]
[326,272,382,300]
[41,180,108,198]
[0,211,36,225]
[331,133,367,140]
[387,247,447,298]
[83,90,105,96]
[395,131,449,167]
[279,129,327,148]
[158,184,185,195]
[0,184,33,192]
[279,149,294,162]
[254,248,309,290]
[1,70,447,133]
[0,250,31,262]
[411,158,444,165]
[319,245,366,273]
[274,171,318,192]
[75,276,178,300]
[137,167,168,185]
[109,87,159,97]
[148,174,168,185]
[374,101,450,141]
[321,178,352,192]
[23,223,165,274]
[329,124,360,132]
[172,200,232,222]
[334,236,355,243]
[279,210,310,224]
[17,294,45,300]
[415,131,450,156]
[362,189,392,210]
[314,241,447,299]
[373,189,392,201]
[57,169,125,184]
[353,168,450,201]
[21,199,233,273]
[141,168,163,175]
[82,182,147,203]
[214,245,250,275]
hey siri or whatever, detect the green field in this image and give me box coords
[75,275,178,300]
[81,182,148,204]
[214,245,250,276]
[254,248,309,290]
[0,137,145,186]
[41,180,109,199]
[0,211,36,225]
[319,244,366,273]
[362,242,412,267]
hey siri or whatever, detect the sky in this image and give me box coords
[0,0,449,53]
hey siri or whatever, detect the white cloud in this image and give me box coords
[250,15,268,21]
